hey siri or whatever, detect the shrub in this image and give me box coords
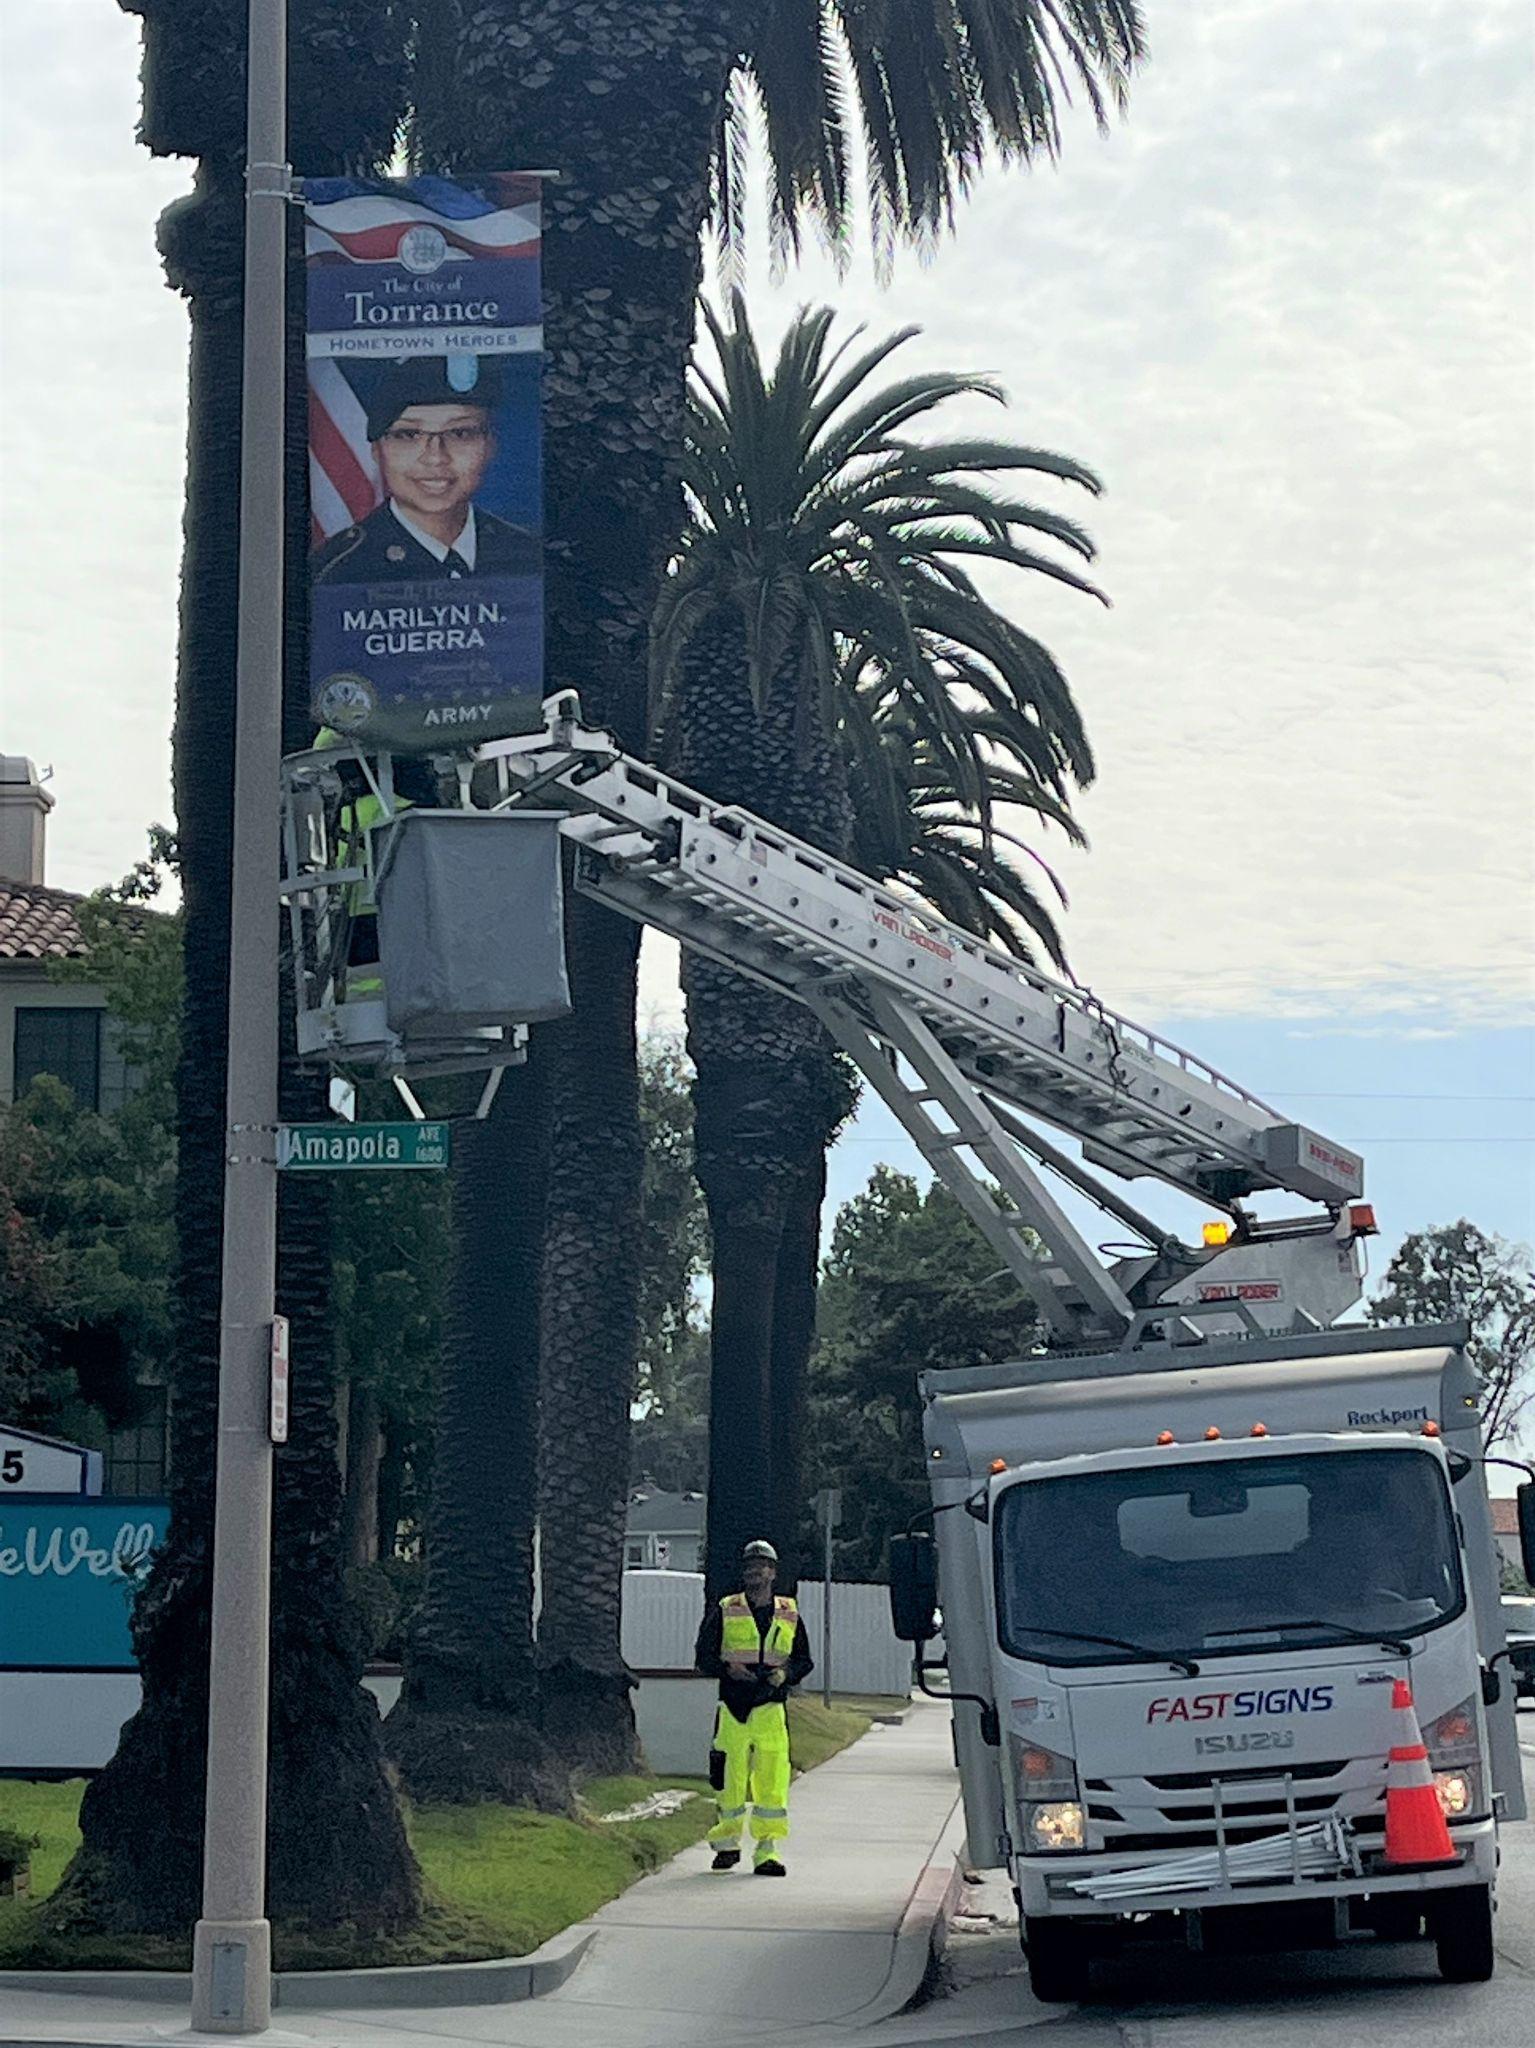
[0,1824,37,1896]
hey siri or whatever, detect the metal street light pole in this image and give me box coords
[189,0,288,2031]
[821,1502,833,1711]
[816,1489,840,1710]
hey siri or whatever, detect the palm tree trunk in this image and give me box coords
[375,1414,408,1562]
[388,1046,569,1807]
[695,1053,783,1606]
[768,1156,826,1593]
[413,0,756,1775]
[668,622,855,1598]
[40,199,238,1927]
[342,1381,382,1568]
[536,892,644,1773]
[270,1016,418,1928]
[49,50,420,1920]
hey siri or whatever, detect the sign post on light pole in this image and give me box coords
[189,0,288,2030]
[814,1488,841,1710]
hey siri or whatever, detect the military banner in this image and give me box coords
[304,173,545,750]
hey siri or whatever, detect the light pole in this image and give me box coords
[189,0,288,2030]
[815,1488,841,1710]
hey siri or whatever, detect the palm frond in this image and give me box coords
[656,297,1103,977]
[718,0,1148,266]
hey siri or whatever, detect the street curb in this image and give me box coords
[277,1924,595,2009]
[835,1792,967,2029]
[0,1924,595,2014]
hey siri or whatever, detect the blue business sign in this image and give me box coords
[0,1498,168,1670]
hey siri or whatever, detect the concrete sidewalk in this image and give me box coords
[0,1698,962,2048]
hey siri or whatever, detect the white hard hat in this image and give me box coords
[742,1539,779,1563]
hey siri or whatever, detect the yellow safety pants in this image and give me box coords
[707,1702,790,1863]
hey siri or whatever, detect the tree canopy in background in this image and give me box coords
[1367,1220,1535,1449]
[806,1164,1041,1576]
[632,1039,711,1495]
[0,835,180,1449]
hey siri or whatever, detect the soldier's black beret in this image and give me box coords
[365,355,504,440]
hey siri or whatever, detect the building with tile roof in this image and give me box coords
[0,759,129,1111]
[0,874,87,964]
[0,756,168,1499]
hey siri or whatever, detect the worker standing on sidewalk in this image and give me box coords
[695,1539,814,1876]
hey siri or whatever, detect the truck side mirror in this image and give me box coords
[1518,1482,1535,1587]
[889,1530,939,1644]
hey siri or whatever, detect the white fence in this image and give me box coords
[1,1573,911,1777]
[621,1570,912,1698]
[794,1580,915,1699]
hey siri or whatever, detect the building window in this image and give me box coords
[105,1388,168,1499]
[625,1540,646,1569]
[98,1020,143,1116]
[14,1006,101,1110]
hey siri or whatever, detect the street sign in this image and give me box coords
[813,1487,842,1529]
[269,1317,290,1446]
[0,1427,101,1496]
[276,1121,451,1171]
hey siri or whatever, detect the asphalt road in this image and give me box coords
[865,1721,1535,2048]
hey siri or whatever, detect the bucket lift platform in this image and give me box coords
[279,740,567,1087]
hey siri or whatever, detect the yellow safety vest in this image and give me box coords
[720,1593,799,1671]
[315,727,395,896]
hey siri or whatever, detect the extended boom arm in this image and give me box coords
[280,695,1376,1347]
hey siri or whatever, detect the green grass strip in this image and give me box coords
[0,1696,874,1971]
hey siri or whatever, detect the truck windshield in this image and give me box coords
[994,1447,1463,1667]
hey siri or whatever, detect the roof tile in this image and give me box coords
[0,879,85,961]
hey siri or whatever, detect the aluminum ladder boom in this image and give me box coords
[475,698,1367,1348]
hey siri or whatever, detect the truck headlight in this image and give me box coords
[1024,1801,1086,1852]
[1010,1736,1085,1852]
[1426,1695,1482,1817]
[1433,1768,1478,1819]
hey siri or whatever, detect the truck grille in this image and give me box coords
[1085,1758,1386,1853]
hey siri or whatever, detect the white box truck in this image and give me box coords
[892,1315,1534,1999]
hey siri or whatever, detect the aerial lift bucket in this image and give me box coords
[280,737,572,1091]
[374,809,571,1040]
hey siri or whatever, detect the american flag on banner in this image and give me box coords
[304,175,542,545]
[307,356,380,544]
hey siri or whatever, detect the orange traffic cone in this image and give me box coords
[1382,1677,1457,1867]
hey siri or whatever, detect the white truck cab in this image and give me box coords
[897,1322,1531,2000]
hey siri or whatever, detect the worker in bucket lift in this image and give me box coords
[694,1540,813,1876]
[312,730,439,1000]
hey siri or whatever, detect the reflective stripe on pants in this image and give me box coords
[706,1702,791,1861]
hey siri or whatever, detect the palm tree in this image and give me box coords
[651,298,1102,1595]
[387,1049,573,1809]
[394,0,1142,1769]
[47,0,422,1940]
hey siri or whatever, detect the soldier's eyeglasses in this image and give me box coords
[381,426,488,451]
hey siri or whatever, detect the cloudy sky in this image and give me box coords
[2,0,1531,1256]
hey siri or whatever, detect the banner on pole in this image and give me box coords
[304,172,546,751]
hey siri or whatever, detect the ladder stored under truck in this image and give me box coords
[280,690,1377,1347]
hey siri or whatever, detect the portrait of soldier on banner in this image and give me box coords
[304,171,546,750]
[312,355,539,586]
